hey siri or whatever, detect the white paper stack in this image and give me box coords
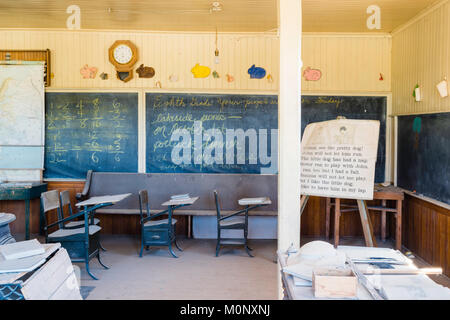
[170,194,191,201]
[238,197,270,205]
[0,239,45,260]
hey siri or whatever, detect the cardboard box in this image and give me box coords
[312,267,357,299]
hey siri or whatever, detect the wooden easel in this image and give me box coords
[300,195,376,248]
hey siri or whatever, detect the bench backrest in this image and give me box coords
[87,173,277,212]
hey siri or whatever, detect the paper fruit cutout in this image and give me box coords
[379,73,384,81]
[212,70,220,79]
[136,64,155,78]
[99,72,108,80]
[191,64,211,78]
[248,65,266,79]
[267,74,274,83]
[436,79,448,98]
[80,65,98,79]
[155,81,162,88]
[226,74,234,82]
[303,67,322,81]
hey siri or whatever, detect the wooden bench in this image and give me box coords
[82,172,278,237]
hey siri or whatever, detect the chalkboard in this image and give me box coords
[146,93,278,174]
[301,96,387,183]
[397,112,450,205]
[44,92,139,179]
[146,93,386,179]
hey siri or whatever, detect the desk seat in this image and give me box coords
[48,225,101,241]
[65,218,100,228]
[144,218,177,227]
[219,216,245,227]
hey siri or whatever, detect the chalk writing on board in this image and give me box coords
[146,93,278,174]
[44,93,138,179]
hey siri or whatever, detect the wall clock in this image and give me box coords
[108,40,138,83]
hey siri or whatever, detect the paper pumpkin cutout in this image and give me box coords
[80,65,98,79]
[247,65,266,79]
[136,64,155,78]
[303,67,322,81]
[191,64,211,78]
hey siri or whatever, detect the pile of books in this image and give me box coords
[0,239,47,273]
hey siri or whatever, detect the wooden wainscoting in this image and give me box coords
[402,194,450,277]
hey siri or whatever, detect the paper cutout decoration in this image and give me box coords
[191,64,211,78]
[248,65,266,79]
[99,72,108,80]
[136,64,155,78]
[379,73,384,81]
[155,81,162,88]
[267,74,274,83]
[303,67,322,81]
[436,78,448,98]
[169,74,179,82]
[212,70,220,79]
[226,74,234,82]
[413,84,422,101]
[80,65,98,79]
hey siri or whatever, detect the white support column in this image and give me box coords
[277,0,302,253]
[277,0,302,300]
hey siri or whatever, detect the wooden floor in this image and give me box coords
[15,233,450,299]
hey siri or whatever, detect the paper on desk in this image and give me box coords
[0,255,46,273]
[238,197,270,205]
[0,239,45,260]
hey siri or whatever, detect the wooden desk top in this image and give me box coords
[373,185,404,201]
[76,193,132,207]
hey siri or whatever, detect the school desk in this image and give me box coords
[0,182,47,240]
[0,213,16,245]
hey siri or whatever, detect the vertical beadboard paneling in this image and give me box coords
[392,1,450,115]
[302,34,391,93]
[0,29,389,93]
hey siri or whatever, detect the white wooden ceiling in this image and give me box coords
[0,0,440,33]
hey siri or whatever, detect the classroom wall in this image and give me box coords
[0,29,391,93]
[392,0,450,115]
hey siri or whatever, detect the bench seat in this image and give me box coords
[95,208,278,216]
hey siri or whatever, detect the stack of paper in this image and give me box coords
[0,239,45,260]
[238,197,270,205]
[171,194,191,201]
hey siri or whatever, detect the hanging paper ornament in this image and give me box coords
[413,84,422,101]
[248,65,266,79]
[436,78,448,98]
[191,63,211,78]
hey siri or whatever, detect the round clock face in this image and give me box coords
[113,44,133,64]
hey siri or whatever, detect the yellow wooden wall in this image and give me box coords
[392,0,450,115]
[0,29,391,94]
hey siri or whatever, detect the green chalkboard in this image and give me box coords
[44,92,138,179]
[146,93,278,174]
[397,112,450,204]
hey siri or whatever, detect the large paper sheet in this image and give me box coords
[301,119,380,200]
